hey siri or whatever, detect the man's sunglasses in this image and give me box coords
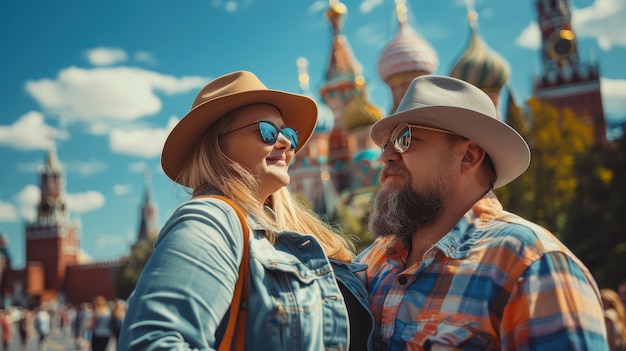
[381,123,457,153]
[222,121,299,150]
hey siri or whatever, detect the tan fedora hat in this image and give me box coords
[161,70,318,185]
[370,75,530,189]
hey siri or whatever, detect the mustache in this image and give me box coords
[379,164,409,183]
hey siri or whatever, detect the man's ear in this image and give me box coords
[460,141,486,174]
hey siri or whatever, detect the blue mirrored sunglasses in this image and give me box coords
[381,123,456,153]
[222,120,299,150]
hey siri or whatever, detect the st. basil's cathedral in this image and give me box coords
[289,0,606,229]
[0,0,607,307]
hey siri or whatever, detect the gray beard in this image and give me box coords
[368,179,447,243]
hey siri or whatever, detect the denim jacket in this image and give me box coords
[119,195,373,351]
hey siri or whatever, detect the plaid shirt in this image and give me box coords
[356,192,608,351]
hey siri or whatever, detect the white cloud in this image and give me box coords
[516,22,541,49]
[0,200,17,222]
[86,47,128,66]
[134,51,157,65]
[109,123,172,158]
[25,66,208,125]
[108,116,178,158]
[0,111,66,151]
[113,184,132,196]
[359,0,383,14]
[601,78,626,122]
[573,0,626,50]
[129,161,147,173]
[516,0,626,50]
[63,159,108,176]
[225,1,238,12]
[66,191,105,214]
[308,1,328,14]
[16,185,40,222]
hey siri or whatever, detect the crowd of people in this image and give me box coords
[0,295,126,351]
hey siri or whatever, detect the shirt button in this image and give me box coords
[398,276,408,285]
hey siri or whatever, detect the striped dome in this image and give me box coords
[378,21,438,82]
[450,27,510,92]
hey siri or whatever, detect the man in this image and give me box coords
[356,75,608,350]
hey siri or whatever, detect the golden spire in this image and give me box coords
[327,0,347,34]
[395,0,407,25]
[466,0,478,32]
[297,57,310,91]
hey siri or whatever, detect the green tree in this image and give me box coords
[495,88,534,219]
[561,137,626,288]
[114,237,156,299]
[497,95,626,288]
[336,186,377,254]
[498,98,593,236]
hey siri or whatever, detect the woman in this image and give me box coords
[119,71,372,350]
[90,296,112,351]
[110,298,126,343]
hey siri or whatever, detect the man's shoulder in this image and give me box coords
[486,213,568,252]
[472,213,585,272]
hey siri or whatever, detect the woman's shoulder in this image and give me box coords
[179,195,237,212]
[156,196,248,248]
[165,196,243,228]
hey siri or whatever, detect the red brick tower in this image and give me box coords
[533,0,607,144]
[24,141,80,301]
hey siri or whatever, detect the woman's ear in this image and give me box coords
[460,141,486,175]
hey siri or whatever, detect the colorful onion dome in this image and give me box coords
[449,11,510,92]
[343,78,383,130]
[377,2,438,82]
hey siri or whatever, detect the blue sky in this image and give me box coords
[1,0,625,268]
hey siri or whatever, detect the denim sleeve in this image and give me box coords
[118,198,245,351]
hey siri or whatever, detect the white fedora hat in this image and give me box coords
[370,75,530,189]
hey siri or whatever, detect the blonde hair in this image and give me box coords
[176,105,355,262]
[92,295,109,314]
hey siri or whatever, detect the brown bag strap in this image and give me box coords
[195,195,249,351]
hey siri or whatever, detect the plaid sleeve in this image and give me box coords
[501,251,609,351]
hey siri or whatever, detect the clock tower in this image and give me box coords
[25,141,80,297]
[533,0,607,144]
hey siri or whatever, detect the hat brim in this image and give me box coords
[370,105,530,189]
[162,89,317,185]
